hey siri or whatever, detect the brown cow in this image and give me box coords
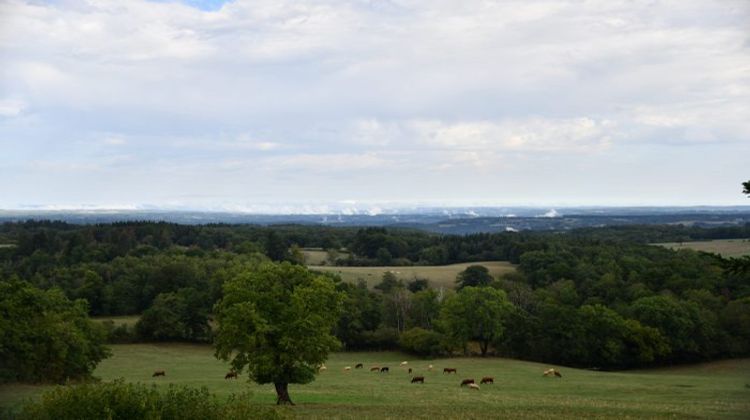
[460,378,475,386]
[411,376,425,384]
[443,368,457,374]
[480,376,494,384]
[152,370,165,377]
[225,371,238,379]
[355,363,364,369]
[370,366,380,372]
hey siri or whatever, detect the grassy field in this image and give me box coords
[655,239,750,258]
[302,248,351,265]
[309,261,516,289]
[91,315,141,327]
[1,345,748,419]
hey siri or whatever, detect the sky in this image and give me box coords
[0,0,749,212]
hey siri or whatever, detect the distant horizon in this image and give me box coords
[2,202,750,216]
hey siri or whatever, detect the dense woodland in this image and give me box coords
[1,221,749,383]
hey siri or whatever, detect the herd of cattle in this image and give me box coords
[151,363,563,390]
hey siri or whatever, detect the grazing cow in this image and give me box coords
[428,364,433,371]
[460,378,475,387]
[411,376,425,384]
[152,370,165,377]
[408,368,412,374]
[380,367,390,373]
[355,363,364,369]
[443,368,457,374]
[468,383,480,391]
[370,366,380,372]
[225,371,238,380]
[344,366,351,372]
[319,365,327,372]
[400,361,408,367]
[480,376,494,385]
[543,368,562,378]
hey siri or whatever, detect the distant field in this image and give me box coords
[656,238,750,258]
[0,244,16,248]
[1,344,748,419]
[309,261,516,289]
[91,315,141,327]
[301,248,351,265]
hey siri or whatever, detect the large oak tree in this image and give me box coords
[213,262,343,405]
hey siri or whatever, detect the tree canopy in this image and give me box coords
[0,278,110,383]
[439,287,513,356]
[213,262,343,404]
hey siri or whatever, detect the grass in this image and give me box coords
[91,315,141,327]
[655,239,750,258]
[1,345,748,419]
[302,248,351,265]
[308,261,516,289]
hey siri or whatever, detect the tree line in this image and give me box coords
[1,221,749,385]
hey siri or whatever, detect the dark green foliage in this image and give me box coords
[742,180,749,196]
[213,262,343,404]
[0,278,110,383]
[455,265,493,290]
[399,327,446,356]
[17,379,283,420]
[135,287,211,342]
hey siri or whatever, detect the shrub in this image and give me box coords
[399,327,446,356]
[18,379,284,420]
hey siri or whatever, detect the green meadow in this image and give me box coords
[1,344,748,419]
[308,261,516,289]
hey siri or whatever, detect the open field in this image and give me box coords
[1,345,748,419]
[91,315,141,327]
[301,248,350,265]
[655,238,750,258]
[308,261,516,289]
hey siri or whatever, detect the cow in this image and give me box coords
[428,364,433,371]
[355,363,364,369]
[543,368,562,378]
[443,368,457,374]
[480,376,494,385]
[344,366,351,372]
[380,367,389,373]
[152,370,165,377]
[460,378,475,386]
[408,368,412,374]
[400,361,408,367]
[225,371,238,379]
[318,365,327,372]
[411,376,425,384]
[370,366,380,372]
[468,383,480,390]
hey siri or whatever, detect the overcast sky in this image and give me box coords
[1,0,749,212]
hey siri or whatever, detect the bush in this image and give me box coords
[100,321,138,344]
[18,379,284,420]
[360,327,400,350]
[399,327,446,356]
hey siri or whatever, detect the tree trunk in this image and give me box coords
[274,382,294,405]
[480,340,488,356]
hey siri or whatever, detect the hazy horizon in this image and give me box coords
[1,0,749,208]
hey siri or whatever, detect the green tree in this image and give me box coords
[455,265,493,290]
[439,287,513,356]
[213,262,343,405]
[136,287,210,342]
[742,180,750,196]
[0,278,110,383]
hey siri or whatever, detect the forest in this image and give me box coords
[1,220,749,384]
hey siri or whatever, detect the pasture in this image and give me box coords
[655,238,750,258]
[1,344,748,419]
[91,315,141,328]
[308,261,516,289]
[301,248,351,265]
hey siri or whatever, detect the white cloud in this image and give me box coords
[0,0,748,207]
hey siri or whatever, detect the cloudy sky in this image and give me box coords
[1,0,749,211]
